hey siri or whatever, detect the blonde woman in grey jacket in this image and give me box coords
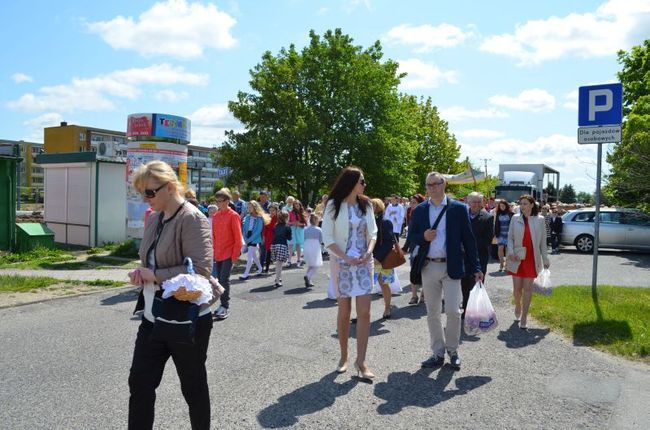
[506,195,550,330]
[127,160,213,429]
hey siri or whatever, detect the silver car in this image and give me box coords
[561,208,650,252]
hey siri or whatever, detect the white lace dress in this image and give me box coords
[327,204,374,298]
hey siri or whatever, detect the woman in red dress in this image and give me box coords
[506,195,550,329]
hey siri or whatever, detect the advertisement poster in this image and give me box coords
[126,141,188,237]
[152,113,191,143]
[126,114,153,137]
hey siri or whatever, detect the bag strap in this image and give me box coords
[431,204,449,230]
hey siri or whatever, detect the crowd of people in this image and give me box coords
[126,160,561,429]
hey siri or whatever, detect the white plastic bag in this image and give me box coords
[533,268,552,295]
[463,282,498,335]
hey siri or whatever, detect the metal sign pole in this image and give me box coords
[591,143,602,293]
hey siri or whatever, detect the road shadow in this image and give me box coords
[331,317,391,339]
[386,302,427,321]
[257,372,357,428]
[249,285,277,293]
[284,287,311,295]
[374,367,492,415]
[303,298,337,309]
[100,288,139,306]
[496,321,550,348]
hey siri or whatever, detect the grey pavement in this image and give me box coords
[0,250,648,429]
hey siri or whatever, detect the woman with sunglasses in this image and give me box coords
[321,166,377,380]
[127,160,213,429]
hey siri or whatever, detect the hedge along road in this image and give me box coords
[0,250,648,429]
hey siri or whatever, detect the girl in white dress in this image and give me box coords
[302,213,323,288]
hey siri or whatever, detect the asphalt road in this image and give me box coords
[1,250,648,429]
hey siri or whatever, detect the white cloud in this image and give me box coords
[12,73,33,83]
[384,23,472,52]
[480,0,650,65]
[458,133,604,192]
[155,89,190,103]
[22,113,65,142]
[454,129,505,139]
[398,58,458,90]
[439,106,509,122]
[7,64,208,112]
[189,104,243,147]
[343,0,372,13]
[318,7,329,15]
[563,90,579,110]
[87,0,237,59]
[488,88,556,112]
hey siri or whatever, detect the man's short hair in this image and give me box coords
[426,171,446,183]
[467,191,483,201]
[214,189,232,201]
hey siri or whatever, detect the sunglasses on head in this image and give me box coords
[142,183,167,198]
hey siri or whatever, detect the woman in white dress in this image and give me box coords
[321,166,377,380]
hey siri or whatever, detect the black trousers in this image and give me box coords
[128,314,213,429]
[551,233,560,250]
[216,258,233,309]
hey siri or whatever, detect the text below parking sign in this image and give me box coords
[577,83,622,144]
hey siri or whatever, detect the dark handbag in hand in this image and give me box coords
[150,294,200,345]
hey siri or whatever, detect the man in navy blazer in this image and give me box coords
[408,172,483,370]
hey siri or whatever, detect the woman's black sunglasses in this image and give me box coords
[142,183,167,198]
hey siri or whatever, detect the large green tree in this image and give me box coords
[221,29,460,205]
[401,95,461,189]
[559,184,577,203]
[605,40,650,210]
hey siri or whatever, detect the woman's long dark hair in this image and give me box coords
[519,194,539,216]
[496,199,513,216]
[326,166,370,219]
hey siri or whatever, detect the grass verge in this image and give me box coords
[530,285,649,363]
[0,247,75,269]
[0,275,126,293]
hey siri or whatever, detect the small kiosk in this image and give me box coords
[34,152,127,247]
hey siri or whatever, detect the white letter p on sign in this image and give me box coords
[588,89,613,121]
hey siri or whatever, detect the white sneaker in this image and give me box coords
[214,305,229,320]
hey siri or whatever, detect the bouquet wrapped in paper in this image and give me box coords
[463,282,498,335]
[161,257,213,305]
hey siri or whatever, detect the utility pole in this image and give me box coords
[480,158,491,196]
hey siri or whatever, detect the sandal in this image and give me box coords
[408,296,419,306]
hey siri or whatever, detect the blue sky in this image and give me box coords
[2,0,649,192]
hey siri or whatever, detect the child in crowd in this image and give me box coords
[271,211,292,288]
[302,214,323,288]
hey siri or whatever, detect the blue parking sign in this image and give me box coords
[578,83,622,126]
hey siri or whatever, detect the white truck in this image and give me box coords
[495,164,560,203]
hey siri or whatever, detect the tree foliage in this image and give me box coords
[559,184,577,203]
[575,191,594,205]
[605,40,650,211]
[220,29,460,205]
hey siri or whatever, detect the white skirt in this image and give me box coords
[302,238,323,267]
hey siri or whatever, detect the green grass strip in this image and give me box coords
[0,275,126,293]
[530,285,650,362]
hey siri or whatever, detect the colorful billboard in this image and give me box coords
[126,113,190,143]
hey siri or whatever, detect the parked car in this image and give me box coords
[561,208,650,252]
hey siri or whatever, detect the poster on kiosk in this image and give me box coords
[125,113,190,239]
